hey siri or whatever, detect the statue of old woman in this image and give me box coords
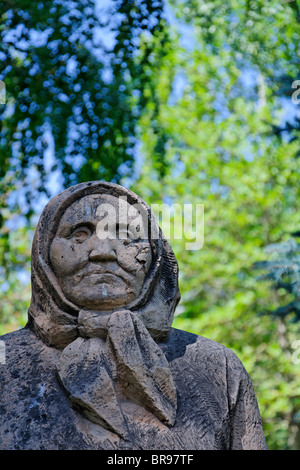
[0,181,267,450]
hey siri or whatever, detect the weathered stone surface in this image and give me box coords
[57,336,128,439]
[0,326,267,450]
[107,310,177,427]
[0,181,267,450]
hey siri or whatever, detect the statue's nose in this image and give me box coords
[89,239,117,262]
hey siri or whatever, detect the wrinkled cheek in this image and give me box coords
[116,243,152,276]
[135,245,152,273]
[50,238,89,277]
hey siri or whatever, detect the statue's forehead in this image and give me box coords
[57,193,146,227]
[61,194,118,221]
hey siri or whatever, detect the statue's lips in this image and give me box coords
[81,271,120,283]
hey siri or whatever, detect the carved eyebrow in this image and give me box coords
[116,224,148,241]
[68,222,94,235]
[116,223,136,237]
[58,221,95,238]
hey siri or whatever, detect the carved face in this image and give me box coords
[50,194,152,311]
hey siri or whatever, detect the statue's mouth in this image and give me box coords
[83,272,119,282]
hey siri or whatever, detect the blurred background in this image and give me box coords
[1,0,300,449]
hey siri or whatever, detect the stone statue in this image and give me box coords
[0,181,267,450]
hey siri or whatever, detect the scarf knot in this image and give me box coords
[57,310,177,438]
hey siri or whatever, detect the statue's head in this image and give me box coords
[49,193,152,312]
[27,182,180,348]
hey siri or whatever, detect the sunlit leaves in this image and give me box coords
[133,0,300,449]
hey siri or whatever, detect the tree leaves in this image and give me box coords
[0,0,169,332]
[133,0,300,449]
[0,0,167,210]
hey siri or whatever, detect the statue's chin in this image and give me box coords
[61,277,139,311]
[68,294,134,311]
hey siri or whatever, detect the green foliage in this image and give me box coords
[254,237,300,322]
[132,0,300,449]
[0,0,167,202]
[1,0,300,450]
[0,0,169,332]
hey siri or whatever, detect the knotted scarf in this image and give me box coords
[57,310,177,438]
[26,182,180,436]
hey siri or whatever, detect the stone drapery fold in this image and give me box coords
[26,181,180,431]
[57,310,177,436]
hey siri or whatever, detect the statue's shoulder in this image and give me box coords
[0,326,38,350]
[0,326,59,379]
[164,327,245,373]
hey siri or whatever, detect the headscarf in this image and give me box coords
[26,181,180,436]
[27,181,181,349]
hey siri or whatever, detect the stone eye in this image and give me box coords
[70,227,91,243]
[117,224,142,243]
